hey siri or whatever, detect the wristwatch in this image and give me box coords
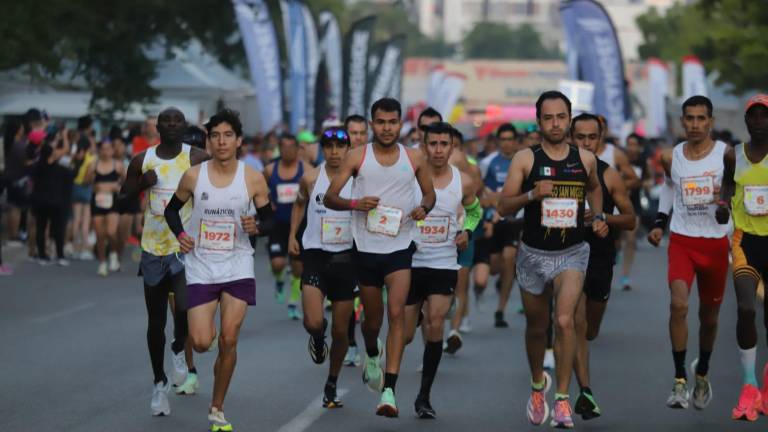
[594,212,606,222]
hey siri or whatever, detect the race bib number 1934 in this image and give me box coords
[418,216,450,243]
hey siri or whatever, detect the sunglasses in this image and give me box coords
[323,129,348,140]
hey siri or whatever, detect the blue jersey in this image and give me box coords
[268,159,304,223]
[484,154,512,192]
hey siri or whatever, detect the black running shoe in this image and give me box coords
[444,333,463,355]
[322,383,343,408]
[575,391,602,420]
[494,311,509,328]
[308,319,329,364]
[415,396,436,419]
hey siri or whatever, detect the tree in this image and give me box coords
[463,22,559,60]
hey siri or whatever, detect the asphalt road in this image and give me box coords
[1,240,767,431]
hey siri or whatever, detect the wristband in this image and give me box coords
[349,199,358,210]
[653,212,669,232]
[717,199,729,208]
[527,190,535,201]
[177,231,190,241]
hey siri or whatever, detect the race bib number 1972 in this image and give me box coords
[199,220,236,251]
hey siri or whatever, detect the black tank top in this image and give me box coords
[94,161,120,183]
[522,144,588,251]
[586,159,616,261]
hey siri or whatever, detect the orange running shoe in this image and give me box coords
[731,384,762,421]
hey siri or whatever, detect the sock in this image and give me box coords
[326,374,338,386]
[580,386,592,395]
[531,377,546,391]
[289,275,301,303]
[740,346,758,386]
[696,350,712,376]
[384,373,398,392]
[555,393,569,401]
[419,341,443,398]
[673,350,687,380]
[188,367,197,374]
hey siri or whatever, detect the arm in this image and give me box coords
[288,171,314,255]
[582,150,608,237]
[163,167,198,253]
[118,152,154,205]
[716,146,735,224]
[83,160,97,185]
[605,167,636,231]
[615,149,641,190]
[244,167,275,237]
[456,172,480,251]
[497,149,536,217]
[324,147,379,211]
[411,150,436,220]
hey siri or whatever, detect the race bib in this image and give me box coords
[276,183,299,204]
[94,192,113,209]
[366,205,403,237]
[199,220,236,251]
[681,176,714,206]
[541,198,578,228]
[321,217,352,244]
[418,216,450,243]
[149,188,175,216]
[744,185,768,216]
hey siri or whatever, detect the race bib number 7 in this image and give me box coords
[199,220,236,251]
[681,176,714,206]
[418,216,450,243]
[744,185,768,216]
[149,188,175,216]
[321,217,352,244]
[366,205,403,237]
[541,198,578,228]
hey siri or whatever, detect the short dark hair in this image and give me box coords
[496,124,518,138]
[320,127,351,147]
[370,97,402,119]
[423,122,454,143]
[418,107,443,126]
[682,95,713,117]
[279,133,298,147]
[77,115,93,131]
[570,113,603,136]
[626,132,644,145]
[205,109,243,137]
[535,91,572,119]
[450,127,464,144]
[108,126,123,142]
[344,114,366,130]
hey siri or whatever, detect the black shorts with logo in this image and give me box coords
[355,242,415,288]
[266,221,292,259]
[584,258,614,303]
[406,267,458,305]
[490,218,522,254]
[300,249,357,301]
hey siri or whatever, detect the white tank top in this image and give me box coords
[302,163,354,252]
[352,143,417,254]
[597,143,616,168]
[670,140,729,238]
[412,166,462,270]
[185,161,255,285]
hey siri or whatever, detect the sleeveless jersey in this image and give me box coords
[302,163,354,252]
[412,166,463,270]
[484,153,512,192]
[352,143,417,254]
[141,144,192,256]
[597,143,616,168]
[522,144,587,251]
[269,159,303,224]
[669,141,729,238]
[585,159,616,260]
[732,143,768,236]
[185,161,254,285]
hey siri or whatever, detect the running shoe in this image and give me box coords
[621,276,632,291]
[150,380,171,416]
[174,372,199,395]
[362,339,384,392]
[494,311,509,328]
[80,250,95,261]
[208,407,233,432]
[287,304,301,320]
[550,398,575,429]
[690,359,712,410]
[376,388,398,418]
[444,330,463,355]
[543,348,555,371]
[0,265,14,276]
[762,362,768,415]
[526,372,551,425]
[108,251,120,272]
[731,384,762,421]
[97,261,108,277]
[274,284,285,304]
[415,395,436,419]
[308,319,329,364]
[323,382,343,409]
[56,258,70,267]
[344,345,360,367]
[171,351,188,387]
[459,317,472,334]
[574,390,601,420]
[38,256,53,266]
[666,378,689,409]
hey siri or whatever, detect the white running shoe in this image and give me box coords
[459,317,472,334]
[208,407,233,431]
[80,250,95,261]
[543,348,555,371]
[97,262,108,277]
[171,351,188,387]
[56,258,70,267]
[151,380,171,416]
[108,251,120,272]
[344,345,360,367]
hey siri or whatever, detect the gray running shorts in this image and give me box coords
[515,242,590,296]
[139,251,185,287]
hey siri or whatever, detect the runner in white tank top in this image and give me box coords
[163,110,274,431]
[323,98,436,417]
[288,128,357,409]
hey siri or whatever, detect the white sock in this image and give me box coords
[740,347,758,386]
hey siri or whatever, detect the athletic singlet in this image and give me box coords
[670,140,729,238]
[597,143,616,168]
[521,144,587,251]
[269,159,303,224]
[484,153,512,192]
[302,162,354,252]
[352,143,417,254]
[585,159,616,259]
[412,165,462,270]
[732,143,768,236]
[141,144,192,256]
[185,161,254,285]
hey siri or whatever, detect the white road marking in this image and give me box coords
[31,302,96,324]
[275,388,349,432]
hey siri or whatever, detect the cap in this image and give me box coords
[297,130,317,143]
[28,129,46,145]
[745,94,768,112]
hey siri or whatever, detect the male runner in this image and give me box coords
[647,96,729,410]
[324,97,436,417]
[264,134,304,319]
[570,113,636,420]
[164,109,274,431]
[498,91,607,428]
[415,107,442,144]
[119,107,209,416]
[288,127,357,408]
[718,94,768,421]
[403,122,480,418]
[620,133,651,291]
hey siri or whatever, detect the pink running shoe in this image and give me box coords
[731,384,762,422]
[550,399,575,429]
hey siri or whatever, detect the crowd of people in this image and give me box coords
[1,90,768,431]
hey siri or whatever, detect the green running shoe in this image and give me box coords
[376,388,398,417]
[362,339,384,392]
[174,372,199,395]
[574,390,601,420]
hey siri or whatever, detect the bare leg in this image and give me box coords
[552,270,585,395]
[211,293,248,411]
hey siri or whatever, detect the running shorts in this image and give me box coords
[490,219,521,254]
[732,229,768,283]
[667,232,729,305]
[515,242,590,296]
[138,251,185,287]
[266,221,292,259]
[301,249,357,302]
[407,267,457,305]
[187,278,256,309]
[355,242,415,288]
[584,258,613,303]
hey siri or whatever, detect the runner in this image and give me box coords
[264,134,304,319]
[288,127,357,408]
[497,91,608,428]
[570,113,636,420]
[718,94,768,421]
[403,122,480,418]
[646,96,729,411]
[164,109,273,431]
[619,133,651,291]
[415,107,442,146]
[119,107,209,416]
[324,97,436,417]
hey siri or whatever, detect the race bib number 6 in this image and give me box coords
[744,185,768,216]
[681,176,714,206]
[321,217,352,244]
[366,205,403,237]
[418,216,450,243]
[541,198,578,228]
[199,220,236,251]
[149,188,175,216]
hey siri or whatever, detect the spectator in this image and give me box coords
[31,137,73,265]
[131,116,159,156]
[71,137,95,260]
[2,118,31,242]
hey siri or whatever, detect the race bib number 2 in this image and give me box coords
[744,185,768,216]
[418,216,450,243]
[149,188,175,216]
[199,220,235,251]
[681,176,714,206]
[321,217,352,244]
[366,206,403,237]
[541,198,578,228]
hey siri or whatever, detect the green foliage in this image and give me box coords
[463,22,560,60]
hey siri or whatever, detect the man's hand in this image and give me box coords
[647,227,663,247]
[592,219,609,238]
[241,215,259,235]
[410,205,428,221]
[533,180,554,200]
[177,232,194,254]
[455,230,469,251]
[715,203,730,225]
[584,209,594,225]
[288,236,300,256]
[354,196,380,211]
[139,169,158,190]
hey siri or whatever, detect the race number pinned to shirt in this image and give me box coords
[541,198,578,228]
[149,188,175,216]
[366,205,403,237]
[277,183,299,204]
[321,217,352,244]
[95,192,114,209]
[199,220,236,251]
[681,176,714,206]
[418,216,450,243]
[744,185,768,216]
